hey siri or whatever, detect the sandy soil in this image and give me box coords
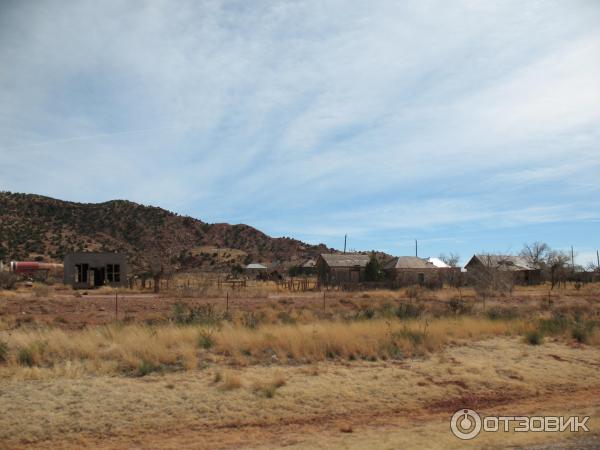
[1,337,598,449]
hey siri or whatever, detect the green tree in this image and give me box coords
[365,252,384,282]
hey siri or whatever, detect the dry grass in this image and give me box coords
[0,317,535,379]
[1,337,599,449]
[219,371,243,390]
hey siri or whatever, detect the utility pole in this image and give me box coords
[415,239,418,257]
[571,246,575,271]
[597,250,599,269]
[343,235,347,254]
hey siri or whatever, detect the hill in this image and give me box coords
[0,192,331,272]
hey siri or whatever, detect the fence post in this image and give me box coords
[115,290,118,322]
[226,291,229,312]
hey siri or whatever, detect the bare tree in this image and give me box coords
[545,250,570,289]
[439,252,460,267]
[130,244,178,293]
[520,242,549,268]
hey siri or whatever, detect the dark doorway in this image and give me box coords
[92,267,106,287]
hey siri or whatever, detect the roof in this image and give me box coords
[468,254,536,271]
[427,257,451,268]
[319,253,370,268]
[301,259,316,268]
[245,263,267,269]
[384,256,435,270]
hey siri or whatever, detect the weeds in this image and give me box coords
[525,330,543,345]
[486,307,518,321]
[0,340,8,363]
[197,328,215,349]
[172,303,223,326]
[395,303,423,320]
[17,347,34,366]
[253,373,285,398]
[137,361,161,377]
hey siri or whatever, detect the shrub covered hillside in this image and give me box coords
[0,192,329,270]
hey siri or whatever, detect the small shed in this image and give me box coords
[316,253,370,285]
[464,254,542,285]
[384,256,443,287]
[64,252,127,289]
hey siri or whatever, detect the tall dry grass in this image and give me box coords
[0,317,533,379]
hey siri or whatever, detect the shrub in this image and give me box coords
[0,340,8,363]
[197,328,215,349]
[277,311,296,324]
[172,303,223,326]
[355,307,375,320]
[0,272,17,290]
[241,312,260,329]
[137,361,161,377]
[395,303,422,320]
[525,330,543,345]
[252,373,286,398]
[571,326,589,344]
[486,307,518,321]
[538,314,569,336]
[448,298,471,315]
[17,347,34,366]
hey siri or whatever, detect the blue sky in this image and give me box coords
[1,0,599,266]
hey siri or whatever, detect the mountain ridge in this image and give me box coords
[0,191,332,272]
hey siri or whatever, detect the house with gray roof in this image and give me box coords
[384,256,445,287]
[464,254,542,285]
[316,253,371,285]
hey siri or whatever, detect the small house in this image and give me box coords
[64,252,127,288]
[464,254,541,285]
[316,253,370,285]
[384,256,443,287]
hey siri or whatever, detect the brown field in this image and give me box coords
[0,281,599,449]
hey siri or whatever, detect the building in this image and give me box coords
[464,254,541,285]
[316,253,371,285]
[245,263,268,270]
[64,252,127,288]
[384,256,444,287]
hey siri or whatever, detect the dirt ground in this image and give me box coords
[0,284,598,449]
[1,337,598,449]
[1,283,596,329]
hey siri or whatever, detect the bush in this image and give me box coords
[448,298,471,315]
[395,303,423,320]
[486,307,518,321]
[525,330,543,345]
[538,314,569,336]
[172,303,223,326]
[571,326,589,344]
[0,272,17,290]
[355,307,375,320]
[137,361,161,377]
[17,347,34,366]
[197,328,215,349]
[241,312,260,329]
[0,340,8,363]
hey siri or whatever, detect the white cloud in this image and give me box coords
[0,0,599,253]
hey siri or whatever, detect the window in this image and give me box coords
[106,264,121,283]
[76,264,88,283]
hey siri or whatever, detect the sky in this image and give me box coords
[1,0,599,266]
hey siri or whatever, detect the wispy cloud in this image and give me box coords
[1,0,599,262]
